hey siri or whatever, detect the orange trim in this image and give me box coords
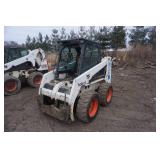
[106,86,113,103]
[88,98,98,117]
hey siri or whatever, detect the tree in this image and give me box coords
[51,29,59,51]
[36,32,43,48]
[68,30,78,39]
[4,41,19,47]
[43,34,52,51]
[147,26,156,49]
[129,26,148,46]
[88,26,97,41]
[38,32,43,43]
[26,35,31,49]
[78,26,88,39]
[31,37,36,49]
[60,27,67,40]
[96,26,112,49]
[110,26,126,50]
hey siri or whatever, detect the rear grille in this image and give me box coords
[43,83,54,90]
[58,87,70,94]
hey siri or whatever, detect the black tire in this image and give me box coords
[27,71,43,88]
[4,75,21,96]
[76,91,100,123]
[98,83,113,107]
[43,95,54,105]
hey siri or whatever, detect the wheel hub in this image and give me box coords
[33,75,42,85]
[5,80,17,92]
[106,87,113,103]
[88,98,98,117]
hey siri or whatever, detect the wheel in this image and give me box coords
[4,75,21,96]
[76,91,100,123]
[98,83,113,107]
[27,72,43,88]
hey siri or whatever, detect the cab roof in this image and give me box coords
[58,38,100,46]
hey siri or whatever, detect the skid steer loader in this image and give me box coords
[4,47,48,96]
[38,39,113,123]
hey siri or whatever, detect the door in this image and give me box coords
[80,43,100,74]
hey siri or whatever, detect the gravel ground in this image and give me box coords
[4,67,156,132]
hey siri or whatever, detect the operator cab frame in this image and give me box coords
[4,47,29,64]
[56,39,101,79]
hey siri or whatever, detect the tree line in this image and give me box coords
[5,26,156,51]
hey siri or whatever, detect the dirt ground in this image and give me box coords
[4,67,156,132]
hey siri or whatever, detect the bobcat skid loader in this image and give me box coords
[38,39,113,123]
[4,47,48,96]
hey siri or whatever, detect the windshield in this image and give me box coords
[59,47,78,67]
[57,46,80,73]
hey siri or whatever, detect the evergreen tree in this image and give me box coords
[69,30,78,39]
[51,29,59,51]
[147,26,156,49]
[88,26,97,41]
[96,26,112,49]
[38,32,43,43]
[26,35,31,49]
[110,26,126,50]
[129,26,148,46]
[78,26,88,39]
[31,37,36,49]
[36,32,43,48]
[43,34,52,51]
[60,27,67,40]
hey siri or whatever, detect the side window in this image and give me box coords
[8,49,20,62]
[12,49,21,60]
[85,46,92,58]
[20,50,28,57]
[91,46,99,65]
[81,45,92,73]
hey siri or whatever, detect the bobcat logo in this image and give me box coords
[86,74,90,79]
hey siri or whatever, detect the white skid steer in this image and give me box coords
[38,39,113,123]
[4,47,48,96]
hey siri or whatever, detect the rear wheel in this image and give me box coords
[27,72,43,88]
[98,83,113,107]
[76,91,99,123]
[4,75,21,96]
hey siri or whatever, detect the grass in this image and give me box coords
[45,44,156,70]
[104,45,156,67]
[46,51,58,71]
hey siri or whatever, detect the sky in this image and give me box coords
[4,26,81,44]
[4,26,131,46]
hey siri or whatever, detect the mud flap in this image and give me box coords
[37,95,70,121]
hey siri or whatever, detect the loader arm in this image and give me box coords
[68,57,112,120]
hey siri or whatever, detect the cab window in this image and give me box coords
[20,50,28,57]
[81,44,99,73]
[91,46,99,65]
[81,45,92,73]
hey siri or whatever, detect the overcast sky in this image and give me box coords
[4,26,131,45]
[4,26,83,44]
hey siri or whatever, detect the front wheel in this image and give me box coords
[76,91,100,123]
